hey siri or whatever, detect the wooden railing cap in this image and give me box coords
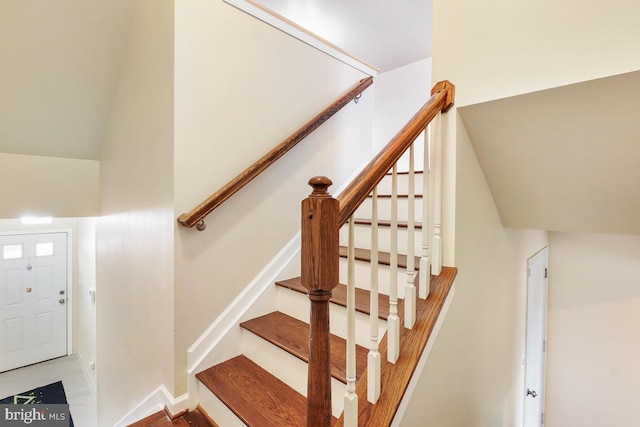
[431,80,455,112]
[308,176,333,197]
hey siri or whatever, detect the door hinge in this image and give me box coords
[541,412,544,424]
[543,340,546,352]
[544,267,548,278]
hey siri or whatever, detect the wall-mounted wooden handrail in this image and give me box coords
[177,76,374,230]
[337,80,454,226]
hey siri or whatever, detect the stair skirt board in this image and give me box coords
[391,281,456,427]
[186,233,302,388]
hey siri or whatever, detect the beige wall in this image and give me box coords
[422,0,640,424]
[546,232,640,427]
[173,0,375,394]
[96,1,175,425]
[75,217,97,396]
[433,0,640,107]
[401,115,548,426]
[0,153,99,219]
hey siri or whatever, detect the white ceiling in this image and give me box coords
[459,71,640,235]
[241,0,432,72]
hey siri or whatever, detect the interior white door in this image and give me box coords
[523,247,548,426]
[0,232,68,372]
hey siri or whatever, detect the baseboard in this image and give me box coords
[113,385,189,427]
[390,281,456,427]
[74,350,97,402]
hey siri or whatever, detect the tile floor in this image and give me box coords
[0,354,97,427]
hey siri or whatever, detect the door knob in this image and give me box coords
[527,388,537,398]
[59,298,66,304]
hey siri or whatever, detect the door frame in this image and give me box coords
[0,229,73,356]
[523,246,548,426]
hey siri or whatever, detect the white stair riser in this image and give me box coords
[339,223,425,254]
[197,381,246,427]
[376,173,425,194]
[355,197,425,222]
[276,286,386,348]
[241,331,346,418]
[339,257,417,299]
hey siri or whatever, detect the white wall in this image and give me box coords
[432,0,640,107]
[96,1,175,425]
[372,58,432,172]
[173,0,375,394]
[546,232,640,427]
[400,115,548,426]
[0,153,99,219]
[75,217,97,397]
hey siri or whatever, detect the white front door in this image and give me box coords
[523,247,548,427]
[0,233,68,372]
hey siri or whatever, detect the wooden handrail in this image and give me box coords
[177,76,374,230]
[337,80,454,226]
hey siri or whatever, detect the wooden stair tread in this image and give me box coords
[182,409,219,427]
[352,218,422,229]
[197,355,336,427]
[128,408,217,427]
[385,170,424,176]
[276,277,390,320]
[240,311,367,383]
[368,193,423,198]
[339,246,420,268]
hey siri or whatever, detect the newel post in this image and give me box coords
[301,176,339,427]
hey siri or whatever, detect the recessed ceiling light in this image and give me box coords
[20,216,53,225]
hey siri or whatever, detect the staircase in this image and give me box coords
[163,79,456,427]
[187,171,456,426]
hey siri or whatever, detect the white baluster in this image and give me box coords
[368,188,381,403]
[432,111,443,275]
[419,128,431,299]
[405,145,416,329]
[387,165,400,364]
[344,217,358,427]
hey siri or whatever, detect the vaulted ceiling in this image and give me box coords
[459,70,640,235]
[0,1,431,162]
[0,0,133,160]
